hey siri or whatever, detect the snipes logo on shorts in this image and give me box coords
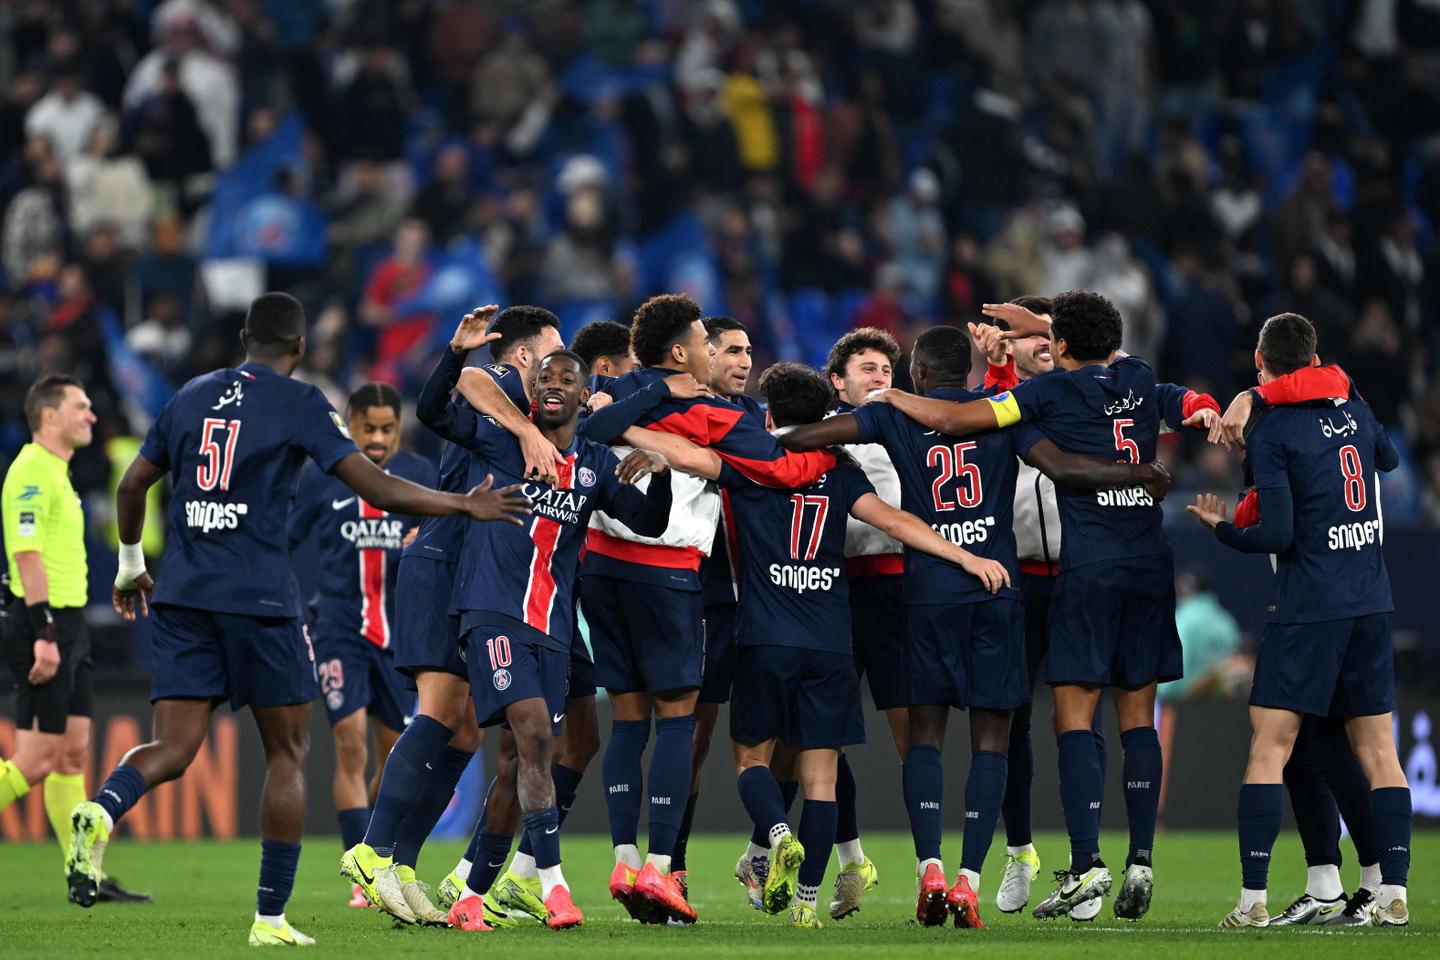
[493,668,512,691]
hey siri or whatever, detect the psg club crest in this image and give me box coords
[578,467,596,487]
[493,668,512,691]
[326,690,344,712]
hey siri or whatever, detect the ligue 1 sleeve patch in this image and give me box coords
[17,510,36,536]
[329,411,353,439]
[987,391,1023,428]
[487,364,510,378]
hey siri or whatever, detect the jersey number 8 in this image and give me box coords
[197,418,242,492]
[1339,444,1366,512]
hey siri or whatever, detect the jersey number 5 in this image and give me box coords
[197,418,242,492]
[1339,444,1366,512]
[788,495,830,561]
[1113,419,1139,463]
[928,442,983,511]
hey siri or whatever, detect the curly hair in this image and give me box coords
[487,305,560,363]
[570,320,631,368]
[1050,290,1123,363]
[630,293,701,367]
[759,362,832,427]
[1257,312,1317,375]
[825,327,901,382]
[912,325,972,381]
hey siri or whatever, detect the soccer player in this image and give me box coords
[444,349,676,930]
[0,376,146,903]
[1185,313,1410,928]
[348,304,562,927]
[777,324,1170,927]
[287,383,436,908]
[571,319,639,379]
[973,297,1220,917]
[572,293,834,923]
[624,361,1012,930]
[863,292,1184,922]
[69,292,529,946]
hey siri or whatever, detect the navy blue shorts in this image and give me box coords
[314,633,412,731]
[730,644,865,750]
[905,598,1028,710]
[700,603,737,704]
[391,556,464,679]
[581,575,703,694]
[849,574,907,710]
[569,650,597,700]
[463,619,569,732]
[1046,558,1182,689]
[149,604,318,710]
[1252,614,1395,718]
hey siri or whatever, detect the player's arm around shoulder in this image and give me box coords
[773,412,862,452]
[867,387,1007,436]
[621,425,722,481]
[848,492,1010,593]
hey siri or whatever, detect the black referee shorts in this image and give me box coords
[3,604,93,734]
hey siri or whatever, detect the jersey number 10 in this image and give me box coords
[197,418,242,492]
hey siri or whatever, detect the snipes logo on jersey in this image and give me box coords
[341,517,407,550]
[185,499,249,532]
[1095,486,1154,508]
[1328,519,1380,551]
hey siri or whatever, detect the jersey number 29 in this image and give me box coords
[197,418,242,492]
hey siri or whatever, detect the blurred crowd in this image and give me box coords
[1,0,1439,529]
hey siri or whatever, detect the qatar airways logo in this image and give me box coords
[521,482,590,525]
[341,517,406,550]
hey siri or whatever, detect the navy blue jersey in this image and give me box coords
[852,387,1022,606]
[1245,398,1394,623]
[406,361,529,564]
[720,461,874,656]
[289,450,437,645]
[140,363,359,616]
[700,395,766,605]
[994,355,1169,569]
[451,416,671,653]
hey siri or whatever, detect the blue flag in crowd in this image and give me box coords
[204,115,328,266]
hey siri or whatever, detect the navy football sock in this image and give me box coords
[523,807,563,871]
[835,753,860,844]
[394,745,473,868]
[798,799,837,888]
[257,839,300,916]
[1002,701,1035,848]
[737,766,788,839]
[1120,727,1161,868]
[1318,732,1380,867]
[363,714,452,855]
[1283,746,1341,867]
[1057,729,1103,871]
[463,776,499,867]
[602,719,649,847]
[646,716,695,856]
[1371,787,1411,886]
[464,831,515,897]
[779,778,800,815]
[672,792,699,872]
[518,763,585,857]
[903,744,943,862]
[337,807,368,852]
[1092,700,1108,785]
[1237,783,1284,890]
[93,765,146,826]
[960,750,1008,873]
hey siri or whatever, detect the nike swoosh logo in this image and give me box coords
[545,826,558,835]
[357,864,374,886]
[553,713,565,724]
[424,762,434,770]
[487,860,505,869]
[332,497,356,510]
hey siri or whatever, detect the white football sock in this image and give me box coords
[645,853,672,873]
[1378,883,1407,907]
[1360,862,1381,893]
[510,851,538,879]
[614,844,641,870]
[453,858,472,881]
[538,864,567,900]
[836,838,865,867]
[745,841,769,861]
[918,857,943,876]
[768,823,791,848]
[960,868,981,892]
[1239,888,1266,912]
[796,883,819,907]
[256,913,286,929]
[1306,864,1343,901]
[1007,843,1037,858]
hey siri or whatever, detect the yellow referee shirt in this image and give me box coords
[3,442,87,608]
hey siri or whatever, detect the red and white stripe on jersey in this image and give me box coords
[357,498,390,648]
[521,454,576,635]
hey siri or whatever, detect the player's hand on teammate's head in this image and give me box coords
[981,302,1050,340]
[1215,391,1254,450]
[663,373,712,400]
[1135,461,1172,501]
[111,570,155,622]
[615,449,668,484]
[968,321,1010,366]
[450,304,503,354]
[587,391,615,411]
[519,424,566,486]
[1185,492,1229,529]
[462,473,531,525]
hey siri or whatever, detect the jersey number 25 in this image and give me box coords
[928,442,982,511]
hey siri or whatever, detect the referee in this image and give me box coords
[0,374,146,902]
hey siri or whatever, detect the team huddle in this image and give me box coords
[29,284,1412,942]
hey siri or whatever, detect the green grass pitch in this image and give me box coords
[0,831,1433,957]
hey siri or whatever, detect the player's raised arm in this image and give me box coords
[620,425,722,480]
[454,366,564,485]
[332,452,529,525]
[849,492,1011,593]
[772,412,862,451]
[113,453,163,619]
[866,388,1004,437]
[1023,438,1172,500]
